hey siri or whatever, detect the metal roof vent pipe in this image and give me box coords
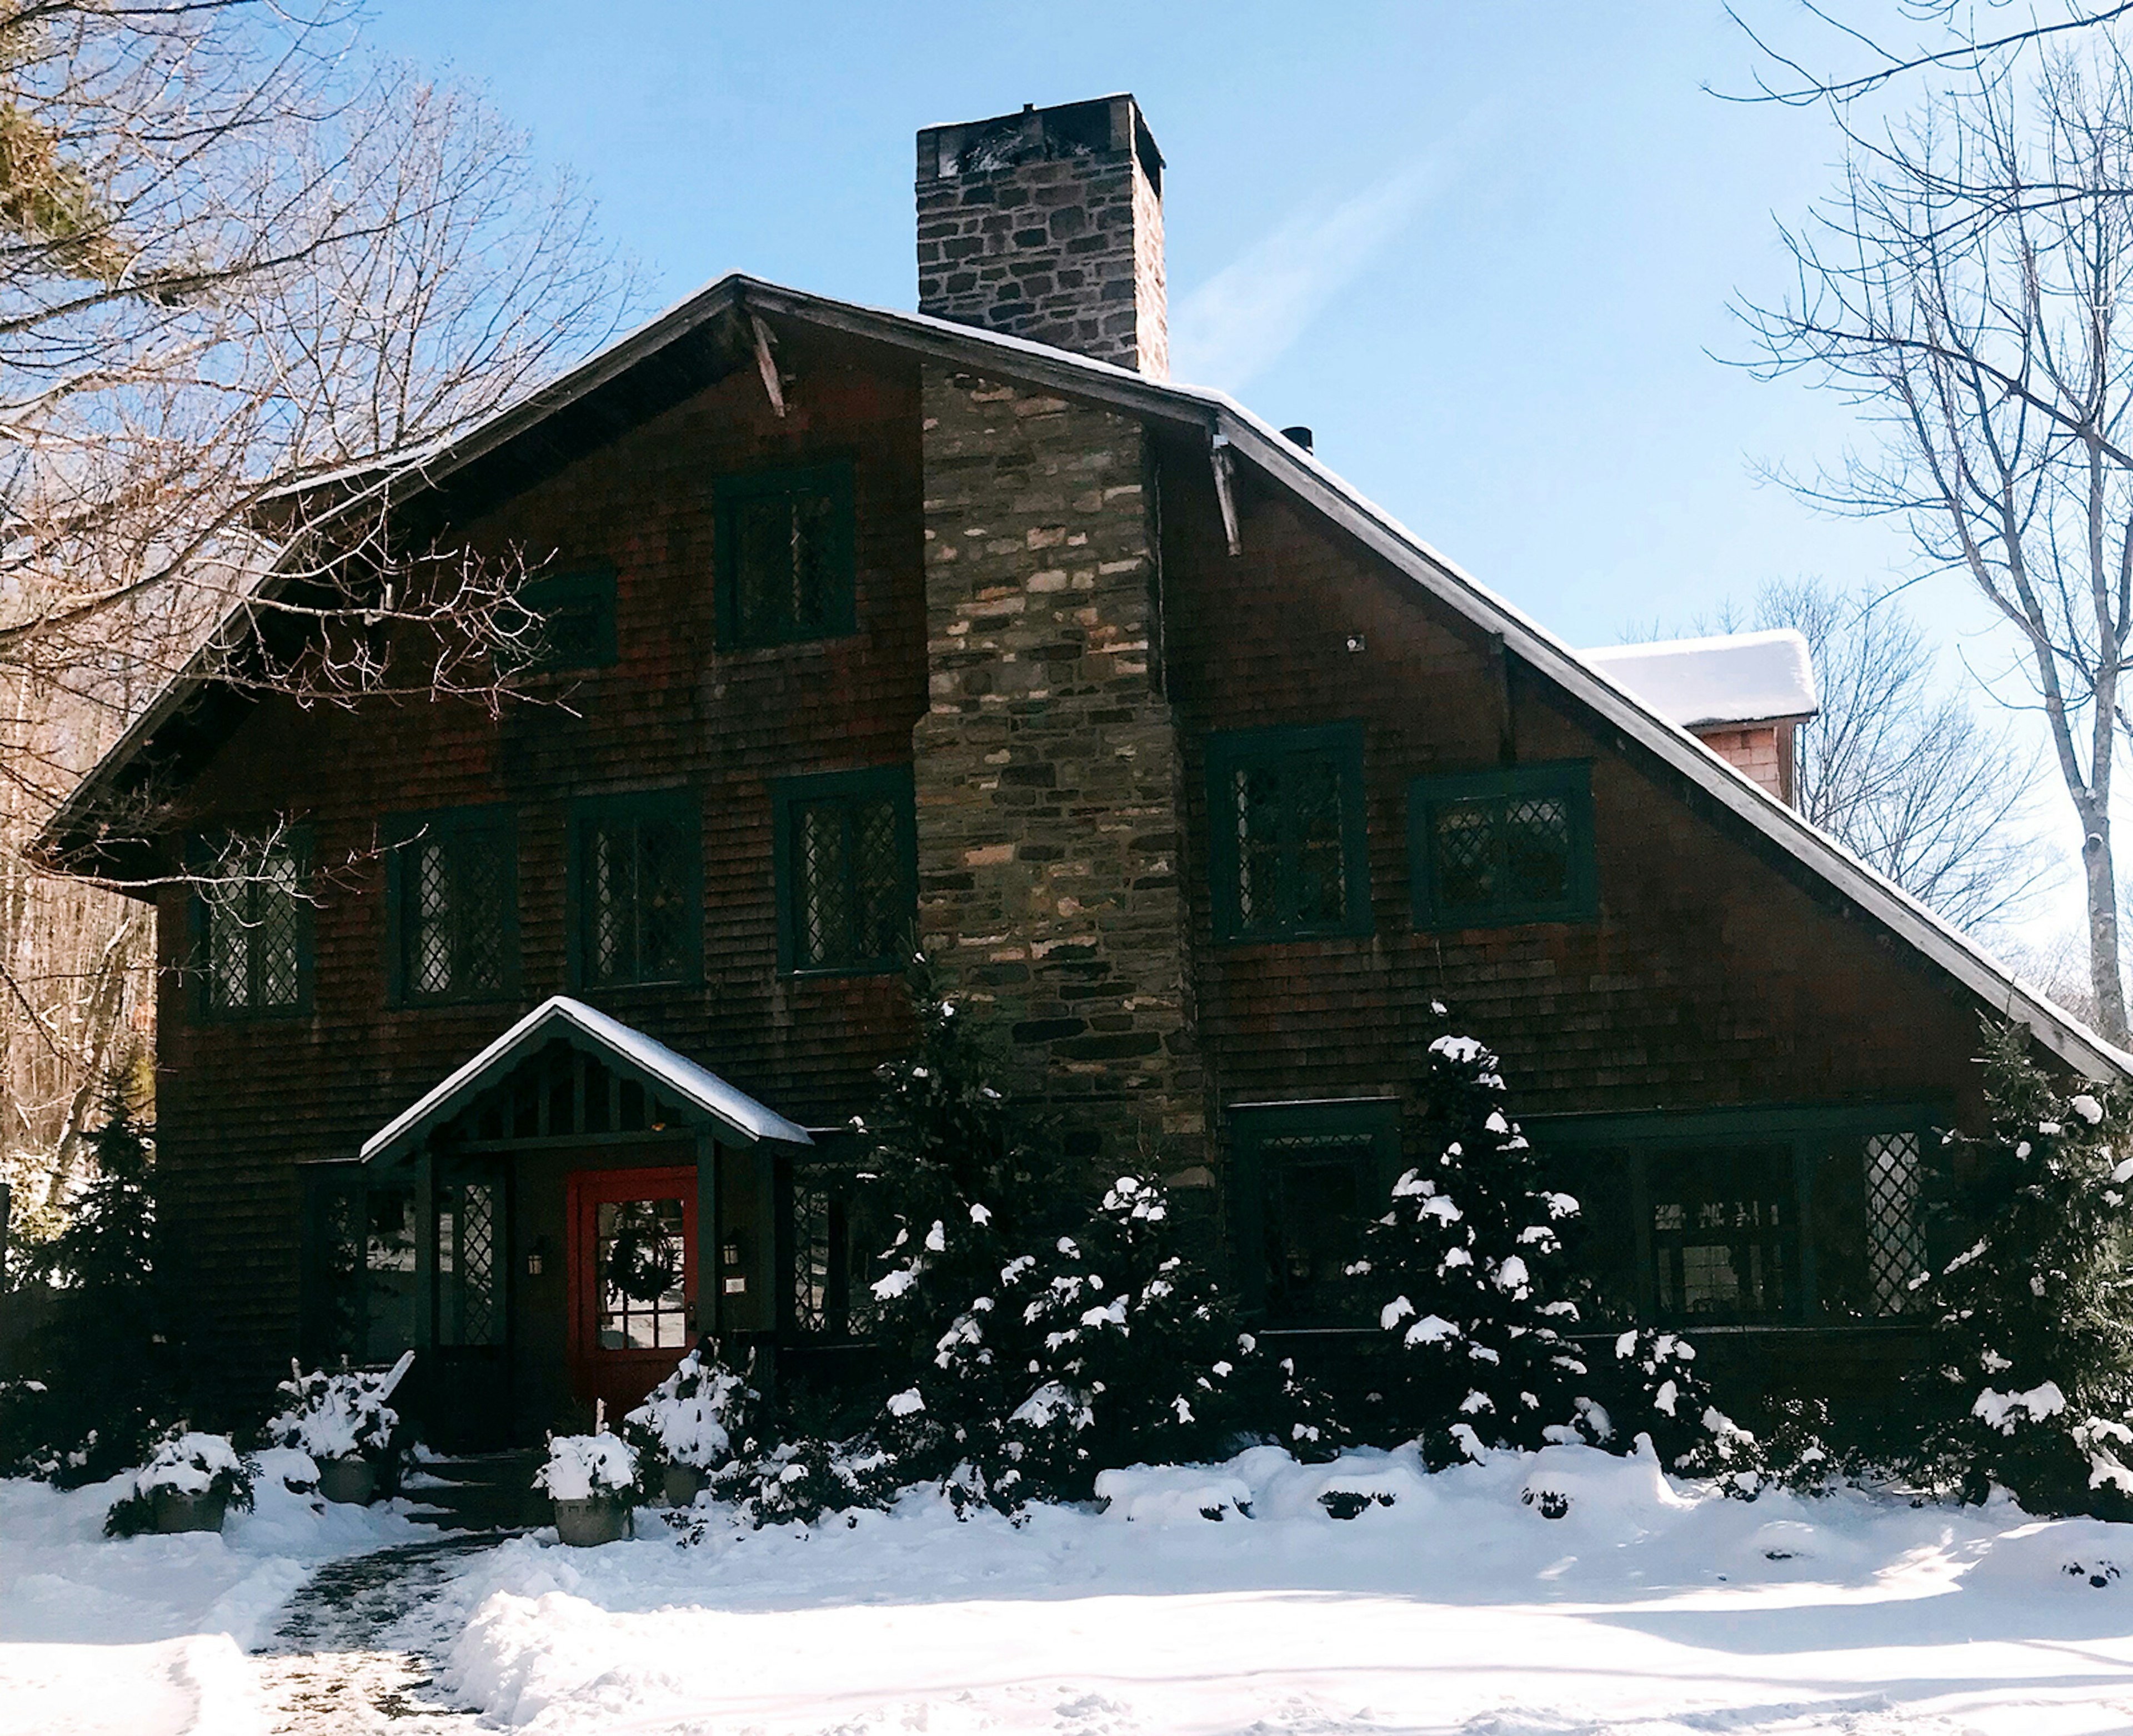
[1280,425,1314,454]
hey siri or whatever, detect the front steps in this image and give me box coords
[402,1449,547,1532]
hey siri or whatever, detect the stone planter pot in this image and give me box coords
[150,1487,228,1534]
[317,1457,378,1506]
[553,1496,632,1547]
[662,1464,705,1508]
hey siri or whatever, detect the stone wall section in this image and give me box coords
[913,364,1200,1165]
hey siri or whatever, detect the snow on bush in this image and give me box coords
[535,1432,638,1504]
[264,1349,413,1463]
[623,1348,757,1471]
[1093,1464,1254,1522]
[103,1428,259,1536]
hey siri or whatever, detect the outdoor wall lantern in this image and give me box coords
[526,1233,555,1278]
[721,1234,745,1294]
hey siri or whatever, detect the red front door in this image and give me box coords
[565,1167,699,1425]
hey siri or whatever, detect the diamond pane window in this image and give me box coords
[773,766,915,974]
[198,832,308,1015]
[716,463,857,648]
[389,808,517,1004]
[1410,762,1597,929]
[1865,1131,1929,1315]
[1208,723,1372,943]
[572,793,700,988]
[438,1179,503,1348]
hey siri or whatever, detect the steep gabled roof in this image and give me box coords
[41,271,2131,1083]
[360,995,813,1168]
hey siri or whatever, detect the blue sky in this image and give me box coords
[362,0,2080,931]
[363,0,1927,647]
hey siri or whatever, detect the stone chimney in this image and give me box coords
[916,94,1168,379]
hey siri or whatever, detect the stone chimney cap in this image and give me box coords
[918,93,1162,193]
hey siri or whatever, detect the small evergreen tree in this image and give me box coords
[1005,1173,1250,1499]
[857,960,1064,1511]
[6,1057,174,1483]
[1905,1019,2133,1517]
[1359,1022,1587,1465]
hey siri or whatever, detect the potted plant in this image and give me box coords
[624,1345,758,1507]
[264,1350,414,1505]
[104,1429,258,1537]
[535,1424,639,1545]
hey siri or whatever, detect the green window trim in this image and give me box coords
[189,827,314,1019]
[714,461,858,649]
[1409,760,1598,930]
[1229,1097,1403,1325]
[566,789,703,989]
[382,805,520,1007]
[770,764,918,977]
[1205,721,1374,944]
[1534,1101,1949,1332]
[504,566,618,675]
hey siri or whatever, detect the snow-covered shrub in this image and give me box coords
[1593,1329,1764,1495]
[534,1430,639,1505]
[103,1428,259,1537]
[724,1428,891,1528]
[1903,1019,2133,1517]
[1358,1015,1590,1466]
[623,1346,758,1476]
[264,1350,414,1465]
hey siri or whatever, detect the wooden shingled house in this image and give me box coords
[36,94,2127,1444]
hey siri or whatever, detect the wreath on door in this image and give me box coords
[604,1205,682,1304]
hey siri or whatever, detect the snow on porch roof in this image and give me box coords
[1580,629,1819,731]
[359,996,813,1165]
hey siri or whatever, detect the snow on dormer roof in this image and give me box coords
[1581,629,1818,732]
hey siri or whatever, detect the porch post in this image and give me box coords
[694,1130,719,1342]
[413,1146,439,1350]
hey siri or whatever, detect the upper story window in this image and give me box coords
[507,567,617,674]
[196,830,310,1017]
[1409,761,1597,929]
[385,806,518,1005]
[714,462,857,648]
[1205,721,1372,943]
[569,791,700,988]
[1230,1098,1402,1326]
[771,765,917,975]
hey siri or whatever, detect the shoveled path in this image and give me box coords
[250,1455,543,1732]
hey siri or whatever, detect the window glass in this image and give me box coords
[1646,1144,1795,1324]
[1410,763,1596,929]
[201,834,304,1013]
[717,465,856,647]
[1863,1131,1930,1315]
[1208,723,1371,942]
[502,568,616,674]
[393,812,515,1003]
[1260,1129,1376,1323]
[598,1197,688,1349]
[779,771,913,973]
[364,1187,419,1361]
[1231,1099,1399,1325]
[578,799,697,986]
[438,1179,502,1348]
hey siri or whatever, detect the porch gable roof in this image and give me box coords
[360,995,813,1167]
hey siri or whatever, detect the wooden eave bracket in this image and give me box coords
[1210,434,1240,556]
[749,311,787,418]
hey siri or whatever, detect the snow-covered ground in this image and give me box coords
[0,1447,427,1735]
[9,1440,2133,1735]
[427,1443,2133,1736]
